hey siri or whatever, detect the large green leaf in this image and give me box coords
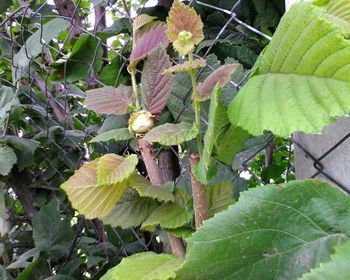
[61,154,137,219]
[129,174,175,203]
[101,252,182,280]
[32,200,74,261]
[102,190,158,229]
[144,122,198,146]
[12,18,70,81]
[0,146,16,176]
[228,1,350,137]
[178,180,350,280]
[89,128,133,143]
[300,239,350,280]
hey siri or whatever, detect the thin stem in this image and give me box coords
[188,53,203,155]
[130,70,141,109]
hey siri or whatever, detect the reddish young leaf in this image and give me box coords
[128,25,169,71]
[197,64,238,101]
[141,45,172,118]
[84,85,134,115]
[162,58,206,74]
[166,1,204,45]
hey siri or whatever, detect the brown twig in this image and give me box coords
[138,139,186,258]
[189,153,208,229]
[137,138,163,186]
[33,73,73,128]
[159,149,186,258]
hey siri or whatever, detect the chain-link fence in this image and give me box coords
[1,0,349,270]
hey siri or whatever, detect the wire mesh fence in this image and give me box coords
[1,0,349,263]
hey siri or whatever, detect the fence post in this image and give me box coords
[286,0,350,191]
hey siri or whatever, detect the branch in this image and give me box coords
[159,149,185,258]
[33,73,73,128]
[189,153,208,229]
[138,138,163,186]
[138,140,186,258]
[53,0,83,37]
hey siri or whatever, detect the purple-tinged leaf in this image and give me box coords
[162,58,206,74]
[84,85,134,115]
[128,25,169,71]
[197,64,238,101]
[141,45,172,118]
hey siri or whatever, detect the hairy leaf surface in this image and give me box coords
[144,122,199,146]
[129,174,175,203]
[84,86,134,115]
[61,154,137,218]
[141,46,172,118]
[129,25,169,71]
[197,64,238,101]
[178,180,350,279]
[228,1,350,136]
[102,190,158,229]
[300,239,350,280]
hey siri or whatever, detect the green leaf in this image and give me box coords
[300,239,350,280]
[4,136,39,170]
[216,125,250,165]
[100,57,128,87]
[102,190,158,229]
[61,154,137,219]
[0,186,8,237]
[0,0,12,13]
[101,252,182,280]
[90,128,133,143]
[33,200,74,261]
[195,86,226,184]
[12,18,70,81]
[51,34,103,82]
[178,180,350,280]
[0,146,16,176]
[129,174,175,203]
[0,86,19,122]
[144,122,198,146]
[142,202,192,229]
[206,180,234,217]
[16,257,50,280]
[228,1,350,137]
[98,18,131,40]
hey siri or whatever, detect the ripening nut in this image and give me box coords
[128,110,155,134]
